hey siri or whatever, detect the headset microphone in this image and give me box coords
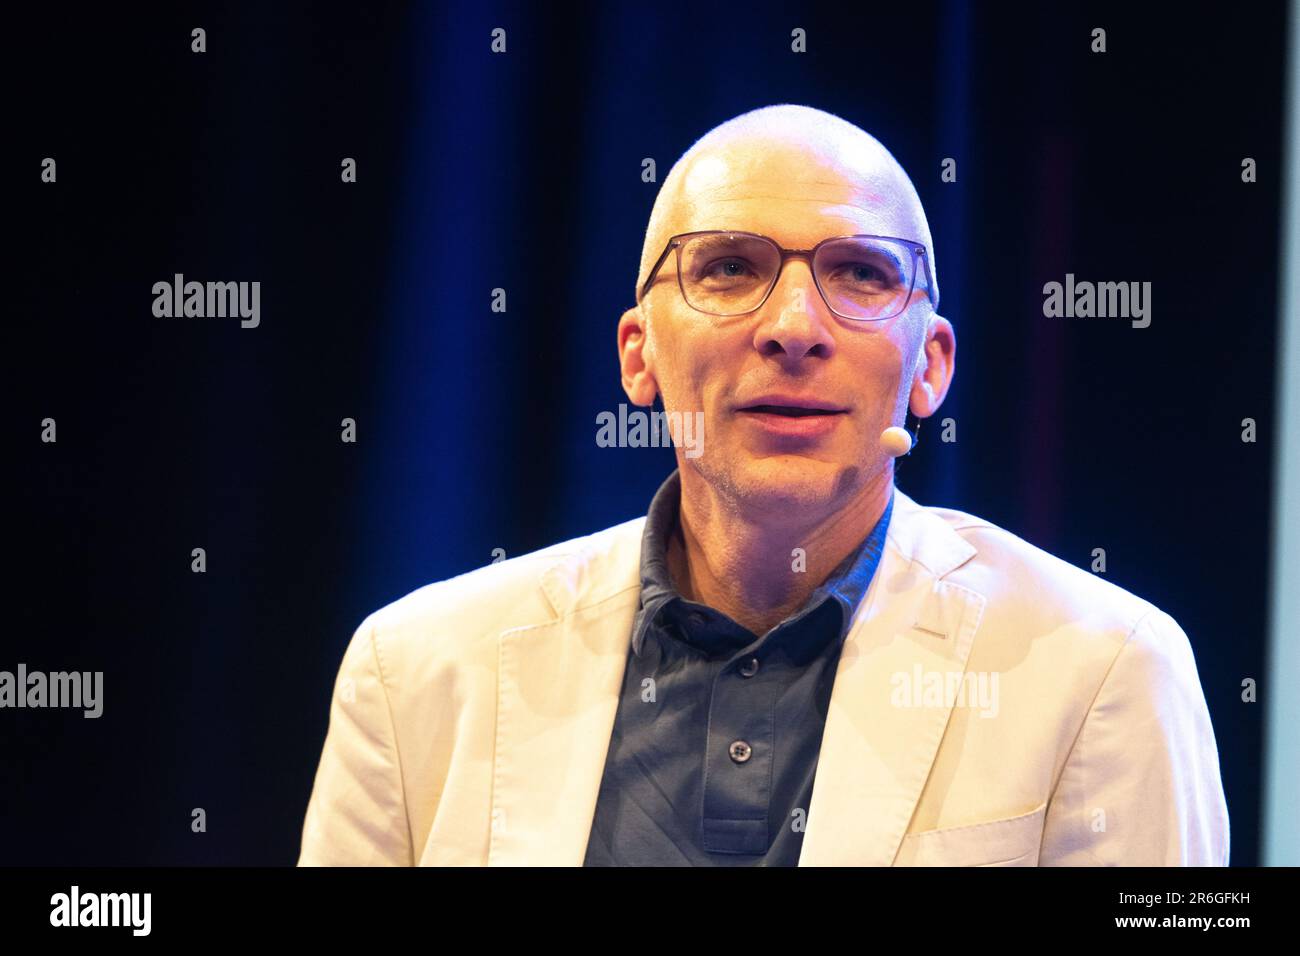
[879,425,912,457]
[882,348,930,458]
[879,410,921,458]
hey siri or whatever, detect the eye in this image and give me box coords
[839,262,888,284]
[699,258,758,282]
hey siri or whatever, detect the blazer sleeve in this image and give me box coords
[1040,608,1230,866]
[297,614,414,866]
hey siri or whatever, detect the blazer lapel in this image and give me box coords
[487,521,643,866]
[799,493,985,866]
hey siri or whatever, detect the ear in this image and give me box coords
[618,305,659,406]
[908,314,955,418]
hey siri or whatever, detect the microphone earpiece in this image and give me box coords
[879,425,913,458]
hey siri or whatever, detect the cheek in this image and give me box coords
[848,335,909,395]
[650,315,742,404]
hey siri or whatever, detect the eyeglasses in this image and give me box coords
[637,230,937,320]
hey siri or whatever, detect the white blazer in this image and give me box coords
[298,487,1230,866]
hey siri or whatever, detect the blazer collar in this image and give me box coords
[886,487,977,579]
[534,487,972,620]
[488,483,983,865]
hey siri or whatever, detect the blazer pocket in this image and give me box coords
[893,801,1048,867]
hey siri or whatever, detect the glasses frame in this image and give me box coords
[637,229,939,320]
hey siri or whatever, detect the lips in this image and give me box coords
[735,395,848,416]
[741,404,840,417]
[735,395,848,439]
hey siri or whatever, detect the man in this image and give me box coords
[298,104,1230,866]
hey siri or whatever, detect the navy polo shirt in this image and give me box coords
[583,469,894,866]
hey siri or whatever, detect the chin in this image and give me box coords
[708,453,859,510]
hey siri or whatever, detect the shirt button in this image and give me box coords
[738,657,760,678]
[729,740,753,763]
[687,612,706,628]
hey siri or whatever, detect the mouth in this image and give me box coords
[735,397,848,439]
[736,394,848,416]
[739,404,843,417]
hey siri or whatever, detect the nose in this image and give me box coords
[752,259,836,363]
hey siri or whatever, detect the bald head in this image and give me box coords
[637,104,938,309]
[617,103,957,542]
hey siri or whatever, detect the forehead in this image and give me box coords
[669,140,924,246]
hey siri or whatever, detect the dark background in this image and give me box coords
[9,1,1286,864]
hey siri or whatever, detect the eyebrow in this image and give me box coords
[689,234,751,251]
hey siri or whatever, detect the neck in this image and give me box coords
[667,466,893,637]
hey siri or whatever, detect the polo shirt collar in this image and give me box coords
[631,469,894,656]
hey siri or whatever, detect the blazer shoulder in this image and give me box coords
[359,517,646,666]
[924,502,1168,643]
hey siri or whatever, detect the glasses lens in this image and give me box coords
[814,237,917,319]
[679,233,781,315]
